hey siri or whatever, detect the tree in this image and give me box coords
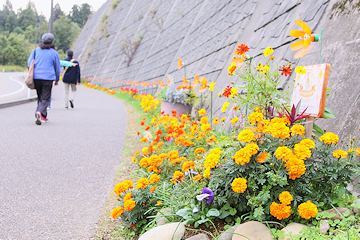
[68,3,92,28]
[0,0,17,32]
[79,3,92,27]
[17,4,36,31]
[53,16,80,53]
[53,3,65,21]
[0,33,31,66]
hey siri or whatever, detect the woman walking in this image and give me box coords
[27,33,60,125]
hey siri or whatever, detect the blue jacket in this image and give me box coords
[27,47,60,82]
[62,57,80,84]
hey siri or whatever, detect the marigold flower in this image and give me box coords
[248,111,263,124]
[268,122,290,139]
[193,174,202,181]
[279,191,293,205]
[182,161,196,172]
[203,168,211,179]
[206,136,217,145]
[233,143,258,165]
[200,116,208,125]
[298,200,318,219]
[198,108,206,116]
[238,129,256,143]
[168,150,179,160]
[263,47,274,57]
[231,177,247,193]
[204,149,221,169]
[150,185,157,193]
[194,147,206,154]
[270,202,291,220]
[142,147,149,155]
[124,192,132,202]
[300,139,315,149]
[124,199,136,211]
[135,178,149,189]
[319,132,339,144]
[285,157,306,180]
[333,149,348,158]
[256,152,269,163]
[294,143,311,160]
[149,174,160,184]
[114,180,133,195]
[157,201,162,206]
[172,171,185,182]
[139,157,150,168]
[291,125,305,136]
[275,146,293,162]
[111,207,124,219]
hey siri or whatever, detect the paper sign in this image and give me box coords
[291,63,331,118]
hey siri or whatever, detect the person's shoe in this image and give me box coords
[35,111,42,125]
[65,106,68,109]
[47,107,51,110]
[41,117,49,123]
[69,99,74,108]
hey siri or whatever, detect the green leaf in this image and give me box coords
[206,208,220,217]
[219,211,230,219]
[183,219,195,225]
[323,107,336,119]
[176,208,192,218]
[221,203,231,211]
[229,208,237,216]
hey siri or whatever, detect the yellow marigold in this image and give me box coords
[238,129,256,143]
[134,151,140,157]
[200,116,208,125]
[300,139,315,149]
[194,147,206,154]
[203,168,211,179]
[198,108,206,116]
[149,155,162,166]
[182,161,196,172]
[279,191,293,205]
[180,114,188,122]
[275,146,293,162]
[291,125,305,136]
[285,158,306,180]
[231,177,247,193]
[270,202,291,220]
[139,157,150,168]
[298,200,318,219]
[149,173,160,184]
[333,149,348,158]
[175,136,185,145]
[248,111,263,124]
[168,150,179,160]
[271,117,290,125]
[246,143,259,155]
[213,117,219,125]
[157,201,162,206]
[114,180,133,195]
[193,174,202,181]
[268,122,290,139]
[233,143,258,165]
[142,147,149,155]
[141,137,148,142]
[204,154,220,169]
[135,178,149,189]
[231,117,239,125]
[201,123,211,132]
[124,192,132,202]
[172,171,185,182]
[124,199,136,211]
[319,132,339,144]
[159,153,167,160]
[294,143,311,160]
[256,152,269,163]
[111,207,124,219]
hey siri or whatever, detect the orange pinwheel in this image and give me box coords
[290,19,319,59]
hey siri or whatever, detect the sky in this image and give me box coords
[1,0,105,20]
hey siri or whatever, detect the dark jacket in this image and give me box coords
[62,57,80,84]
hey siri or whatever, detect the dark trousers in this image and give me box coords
[34,79,53,118]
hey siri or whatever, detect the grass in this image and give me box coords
[0,65,27,72]
[89,91,146,240]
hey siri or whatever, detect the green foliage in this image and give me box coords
[112,0,122,9]
[53,16,81,52]
[0,32,31,66]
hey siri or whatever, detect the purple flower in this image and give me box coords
[167,137,173,144]
[196,187,214,204]
[193,206,199,213]
[185,169,198,177]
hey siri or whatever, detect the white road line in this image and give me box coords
[0,75,26,98]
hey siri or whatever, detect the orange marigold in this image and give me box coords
[300,139,315,149]
[111,207,124,219]
[172,171,185,182]
[114,180,133,195]
[124,199,136,211]
[270,202,291,220]
[298,200,318,219]
[333,149,348,158]
[231,177,247,193]
[248,111,264,124]
[294,143,311,160]
[238,129,256,143]
[256,152,269,163]
[139,157,150,168]
[193,174,202,181]
[274,146,293,162]
[203,168,211,179]
[123,192,132,202]
[182,161,196,172]
[149,174,160,184]
[279,191,293,205]
[135,178,149,189]
[319,132,339,144]
[291,125,305,136]
[150,185,157,193]
[194,147,206,154]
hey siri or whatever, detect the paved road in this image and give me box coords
[0,72,37,104]
[0,81,127,239]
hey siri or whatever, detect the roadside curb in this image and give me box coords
[0,97,38,109]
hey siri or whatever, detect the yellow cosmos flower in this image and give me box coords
[201,123,211,132]
[198,108,206,116]
[213,117,219,125]
[295,66,307,75]
[200,116,208,125]
[228,62,237,76]
[209,81,215,91]
[221,102,230,112]
[220,117,226,122]
[229,87,238,98]
[263,47,274,57]
[230,117,239,125]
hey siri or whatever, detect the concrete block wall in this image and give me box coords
[72,0,360,141]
